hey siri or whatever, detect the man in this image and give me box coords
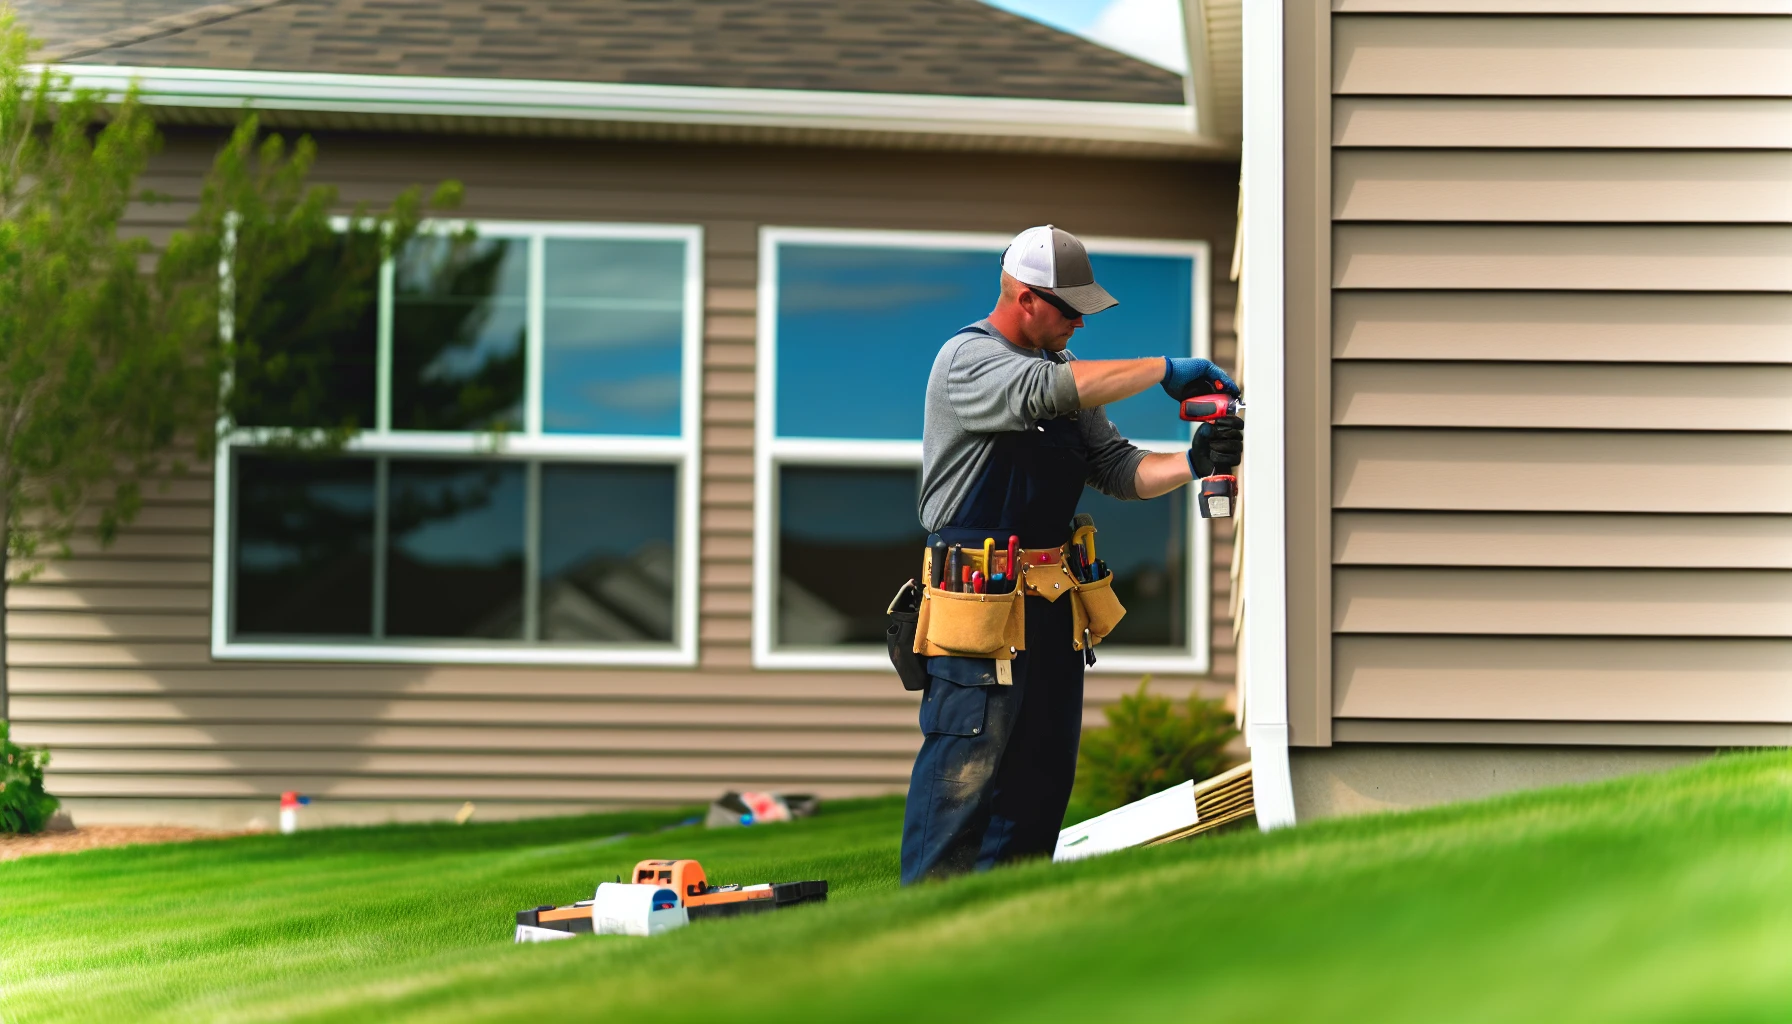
[902,224,1243,884]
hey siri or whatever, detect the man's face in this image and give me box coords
[1021,290,1084,351]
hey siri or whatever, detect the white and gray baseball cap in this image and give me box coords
[1000,224,1118,316]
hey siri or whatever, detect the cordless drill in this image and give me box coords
[1180,394,1244,519]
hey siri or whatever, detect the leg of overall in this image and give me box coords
[976,594,1085,869]
[900,666,1024,885]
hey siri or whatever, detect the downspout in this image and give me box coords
[1239,0,1296,829]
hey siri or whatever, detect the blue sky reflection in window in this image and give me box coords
[775,244,1196,443]
[543,239,685,436]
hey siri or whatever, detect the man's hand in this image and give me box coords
[1161,357,1240,401]
[1188,415,1243,478]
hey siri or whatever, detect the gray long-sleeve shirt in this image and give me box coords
[918,319,1148,531]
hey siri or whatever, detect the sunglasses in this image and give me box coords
[1028,287,1083,322]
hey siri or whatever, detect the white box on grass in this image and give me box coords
[1053,780,1200,862]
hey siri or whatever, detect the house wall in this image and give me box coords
[8,132,1241,827]
[1282,1,1792,815]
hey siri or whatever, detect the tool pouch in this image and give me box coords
[1020,558,1077,603]
[1069,573,1126,651]
[914,585,1024,659]
[885,579,929,691]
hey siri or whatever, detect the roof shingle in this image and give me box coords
[21,0,1187,105]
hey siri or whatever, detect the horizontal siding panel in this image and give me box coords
[69,505,210,531]
[1333,225,1792,291]
[1335,428,1792,512]
[1334,636,1792,721]
[3,666,1211,705]
[1331,719,1792,746]
[1333,567,1792,635]
[61,534,211,559]
[33,559,210,585]
[10,696,920,729]
[40,775,903,802]
[7,587,210,612]
[7,613,207,641]
[7,642,213,668]
[93,476,212,503]
[1333,16,1792,96]
[1333,3,1792,16]
[1333,291,1792,363]
[1334,150,1792,223]
[1332,362,1792,429]
[6,666,906,700]
[706,287,755,312]
[703,314,755,342]
[10,722,924,756]
[44,750,912,782]
[1334,512,1792,568]
[1333,98,1792,149]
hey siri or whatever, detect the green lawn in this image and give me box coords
[5,751,1792,1023]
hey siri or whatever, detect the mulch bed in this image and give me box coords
[0,826,248,862]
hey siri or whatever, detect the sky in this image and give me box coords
[982,0,1187,74]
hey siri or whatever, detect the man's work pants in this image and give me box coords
[900,593,1085,885]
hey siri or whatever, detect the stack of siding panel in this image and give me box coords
[1146,761,1254,845]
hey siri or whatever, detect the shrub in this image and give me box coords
[1074,676,1239,813]
[0,720,59,834]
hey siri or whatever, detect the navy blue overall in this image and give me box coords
[900,329,1090,885]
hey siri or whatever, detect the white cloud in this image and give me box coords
[1085,0,1188,73]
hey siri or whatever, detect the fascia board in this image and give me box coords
[44,64,1222,151]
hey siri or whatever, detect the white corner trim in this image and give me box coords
[45,64,1226,151]
[1240,0,1296,830]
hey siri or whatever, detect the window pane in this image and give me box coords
[1072,253,1196,443]
[539,464,678,643]
[1075,488,1189,650]
[778,466,926,646]
[775,245,990,440]
[233,234,379,430]
[773,245,1199,443]
[232,453,375,637]
[393,236,527,431]
[386,460,525,639]
[542,239,685,437]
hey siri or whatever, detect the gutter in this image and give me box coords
[44,64,1232,155]
[1239,0,1297,830]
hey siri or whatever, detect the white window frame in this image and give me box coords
[752,226,1212,674]
[212,219,705,666]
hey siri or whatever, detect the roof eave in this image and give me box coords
[44,64,1238,159]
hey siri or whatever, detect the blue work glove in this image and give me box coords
[1161,357,1241,401]
[1188,415,1243,479]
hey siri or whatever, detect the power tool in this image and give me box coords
[1180,393,1244,520]
[514,858,828,941]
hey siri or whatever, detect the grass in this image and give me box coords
[5,751,1792,1022]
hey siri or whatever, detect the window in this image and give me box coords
[753,228,1211,673]
[214,222,702,665]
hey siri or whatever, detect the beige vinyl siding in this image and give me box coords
[8,132,1240,811]
[1300,6,1792,745]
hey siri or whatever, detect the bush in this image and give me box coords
[0,720,60,834]
[1073,676,1239,813]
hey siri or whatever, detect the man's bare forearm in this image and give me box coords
[1068,357,1162,409]
[1133,451,1192,499]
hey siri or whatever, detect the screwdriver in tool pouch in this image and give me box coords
[930,538,948,591]
[945,546,963,592]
